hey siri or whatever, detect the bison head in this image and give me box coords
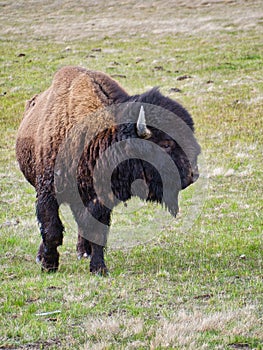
[91,101,200,218]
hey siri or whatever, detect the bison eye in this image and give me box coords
[159,140,174,151]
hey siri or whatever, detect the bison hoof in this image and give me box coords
[41,265,58,273]
[77,240,91,260]
[90,263,108,276]
[77,252,91,260]
[40,252,59,273]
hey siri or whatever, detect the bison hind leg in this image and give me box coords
[77,229,92,260]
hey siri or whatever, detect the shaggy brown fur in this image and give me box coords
[16,66,128,186]
[16,66,200,275]
[16,66,129,274]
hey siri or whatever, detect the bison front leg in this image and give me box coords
[36,194,64,272]
[76,227,108,275]
[90,243,107,276]
[71,202,110,275]
[76,227,107,275]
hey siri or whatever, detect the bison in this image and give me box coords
[16,66,200,275]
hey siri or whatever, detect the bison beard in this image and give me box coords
[16,66,200,275]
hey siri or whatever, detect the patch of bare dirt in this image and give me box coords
[0,0,262,42]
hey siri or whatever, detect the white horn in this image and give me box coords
[136,106,152,139]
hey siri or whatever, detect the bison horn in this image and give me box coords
[136,106,152,139]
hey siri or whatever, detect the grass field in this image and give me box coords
[0,1,263,349]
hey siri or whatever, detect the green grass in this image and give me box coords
[1,1,263,349]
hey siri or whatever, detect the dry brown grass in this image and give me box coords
[1,0,262,43]
[151,306,260,349]
[81,306,260,349]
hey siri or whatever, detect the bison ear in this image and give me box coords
[136,106,152,139]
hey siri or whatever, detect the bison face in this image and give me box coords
[156,137,200,190]
[129,133,200,216]
[109,104,201,217]
[136,104,200,184]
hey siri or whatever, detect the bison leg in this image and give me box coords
[36,241,45,264]
[70,202,110,275]
[77,228,91,259]
[76,228,108,275]
[36,194,64,272]
[90,242,108,276]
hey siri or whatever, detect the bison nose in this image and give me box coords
[180,165,199,190]
[192,165,199,183]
